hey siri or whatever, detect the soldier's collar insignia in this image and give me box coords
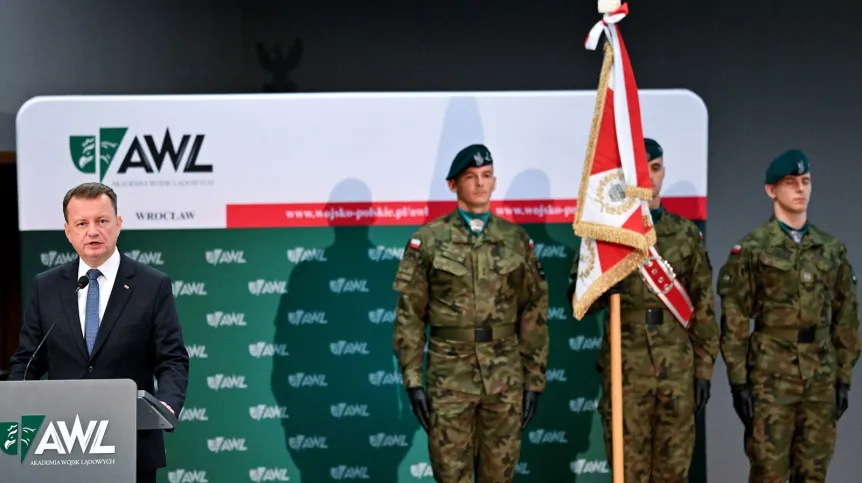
[790,230,802,244]
[469,218,485,232]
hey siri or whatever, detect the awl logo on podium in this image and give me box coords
[0,414,116,465]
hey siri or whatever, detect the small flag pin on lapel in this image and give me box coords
[124,284,129,289]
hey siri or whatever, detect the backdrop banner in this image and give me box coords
[16,90,708,483]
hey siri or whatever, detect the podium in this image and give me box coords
[0,378,178,482]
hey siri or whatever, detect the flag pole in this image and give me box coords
[596,1,624,480]
[609,292,623,482]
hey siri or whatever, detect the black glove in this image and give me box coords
[694,378,711,415]
[407,387,431,433]
[836,383,850,420]
[595,280,625,307]
[522,391,540,429]
[730,384,753,429]
[607,280,625,295]
[566,278,576,303]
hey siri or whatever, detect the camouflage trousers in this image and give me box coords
[598,367,695,482]
[744,370,837,483]
[427,386,523,483]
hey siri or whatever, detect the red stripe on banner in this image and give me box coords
[621,205,646,232]
[597,238,637,272]
[616,24,651,189]
[592,86,619,174]
[226,196,707,228]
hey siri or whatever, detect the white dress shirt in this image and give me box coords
[77,247,121,337]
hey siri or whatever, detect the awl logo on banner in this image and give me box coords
[69,128,212,182]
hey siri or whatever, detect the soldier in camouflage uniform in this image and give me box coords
[718,149,860,483]
[568,138,719,482]
[392,144,550,483]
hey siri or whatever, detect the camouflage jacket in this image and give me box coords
[392,211,549,395]
[570,209,719,381]
[718,218,861,386]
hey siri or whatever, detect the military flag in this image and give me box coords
[572,2,656,320]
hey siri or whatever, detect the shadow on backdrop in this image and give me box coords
[664,180,697,205]
[270,178,417,482]
[504,169,602,481]
[423,95,484,223]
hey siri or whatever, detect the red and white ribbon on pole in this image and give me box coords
[585,3,630,49]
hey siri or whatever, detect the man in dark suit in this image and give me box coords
[8,182,190,483]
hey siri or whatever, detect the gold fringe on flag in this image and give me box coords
[625,185,653,201]
[574,220,655,253]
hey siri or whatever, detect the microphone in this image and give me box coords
[24,275,90,381]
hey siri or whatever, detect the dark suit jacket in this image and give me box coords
[7,252,190,470]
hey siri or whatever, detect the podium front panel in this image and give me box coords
[0,379,137,482]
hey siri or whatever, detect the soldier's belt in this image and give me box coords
[624,308,663,326]
[755,325,830,344]
[429,325,516,343]
[638,246,694,329]
[645,309,663,325]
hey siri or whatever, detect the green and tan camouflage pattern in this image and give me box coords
[392,210,549,482]
[427,386,523,483]
[744,370,836,482]
[717,218,861,387]
[718,218,861,482]
[570,209,719,481]
[598,362,696,482]
[392,210,550,396]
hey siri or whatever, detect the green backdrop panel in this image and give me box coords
[19,219,706,482]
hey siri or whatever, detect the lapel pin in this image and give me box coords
[124,285,129,289]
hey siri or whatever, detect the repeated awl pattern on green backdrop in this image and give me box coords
[19,220,691,483]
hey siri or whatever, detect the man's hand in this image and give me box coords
[407,387,431,433]
[730,384,753,429]
[522,391,540,429]
[694,378,711,415]
[161,401,175,415]
[836,383,850,420]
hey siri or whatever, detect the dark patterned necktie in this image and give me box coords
[84,268,102,354]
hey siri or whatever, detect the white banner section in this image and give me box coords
[16,90,708,231]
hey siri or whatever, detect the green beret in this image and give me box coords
[446,144,493,180]
[645,138,663,161]
[765,149,809,184]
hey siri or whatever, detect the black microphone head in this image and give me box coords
[77,275,90,289]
